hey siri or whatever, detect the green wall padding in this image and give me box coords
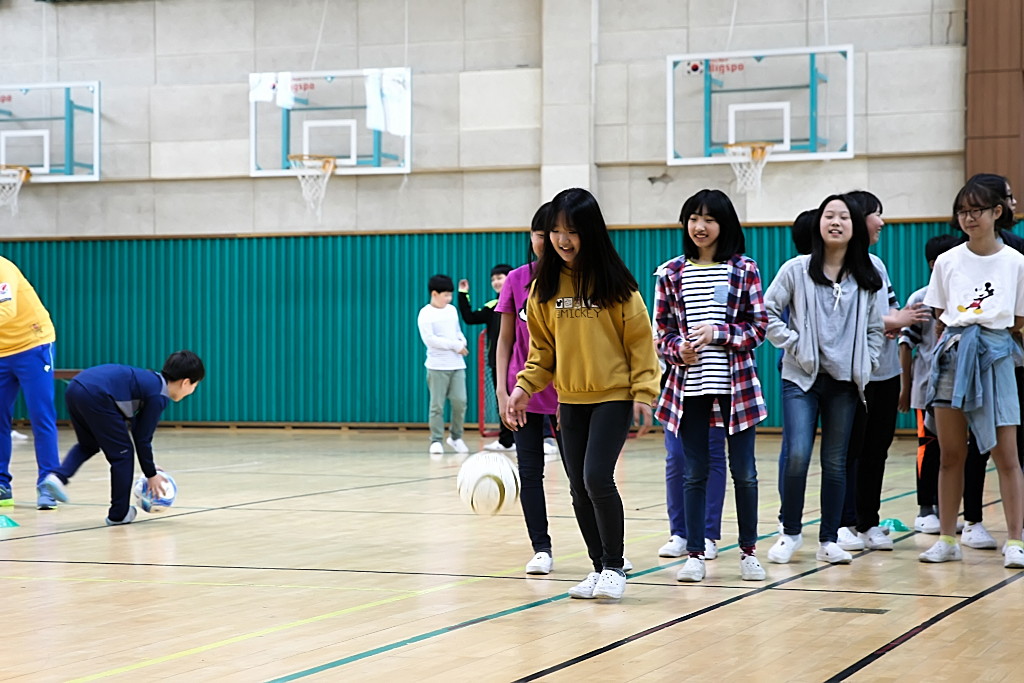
[2,221,960,428]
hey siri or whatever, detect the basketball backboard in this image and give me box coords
[249,68,411,178]
[666,45,854,167]
[0,81,101,182]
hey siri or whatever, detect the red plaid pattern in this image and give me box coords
[654,254,768,435]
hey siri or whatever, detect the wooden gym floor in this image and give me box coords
[0,428,1020,682]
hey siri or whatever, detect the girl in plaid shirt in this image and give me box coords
[654,189,769,583]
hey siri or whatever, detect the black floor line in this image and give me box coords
[770,586,965,599]
[0,474,456,544]
[511,532,917,683]
[513,496,1012,682]
[823,570,1024,682]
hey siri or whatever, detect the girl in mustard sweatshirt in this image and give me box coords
[506,188,660,601]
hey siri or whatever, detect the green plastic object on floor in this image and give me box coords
[880,518,909,532]
[0,515,19,528]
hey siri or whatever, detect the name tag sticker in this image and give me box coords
[0,283,11,303]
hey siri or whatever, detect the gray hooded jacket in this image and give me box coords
[764,255,884,403]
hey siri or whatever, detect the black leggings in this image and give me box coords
[559,401,632,572]
[512,412,561,553]
[843,375,900,532]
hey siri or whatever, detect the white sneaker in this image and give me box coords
[767,533,803,564]
[956,520,965,533]
[1004,544,1024,568]
[837,526,865,551]
[676,556,706,582]
[429,442,444,460]
[543,438,558,455]
[704,539,718,560]
[525,552,553,575]
[10,429,28,441]
[593,569,627,599]
[858,526,893,551]
[961,522,998,549]
[919,539,962,563]
[446,437,469,454]
[623,557,633,572]
[914,514,941,534]
[569,572,602,599]
[483,441,514,452]
[816,542,853,564]
[740,554,766,581]
[658,535,686,558]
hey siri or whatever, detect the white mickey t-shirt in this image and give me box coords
[924,242,1024,330]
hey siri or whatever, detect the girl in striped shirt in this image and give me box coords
[654,189,769,583]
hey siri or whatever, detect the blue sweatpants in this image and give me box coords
[55,380,137,522]
[665,425,727,541]
[0,342,59,490]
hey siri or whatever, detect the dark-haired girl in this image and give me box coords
[654,189,768,583]
[765,195,884,565]
[921,175,1024,568]
[507,188,660,600]
[495,203,561,576]
[837,191,932,553]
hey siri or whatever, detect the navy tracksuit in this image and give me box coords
[54,365,169,522]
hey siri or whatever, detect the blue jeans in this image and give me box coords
[781,376,859,544]
[678,395,758,553]
[0,342,59,489]
[666,426,726,540]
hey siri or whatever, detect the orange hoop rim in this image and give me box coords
[0,165,31,182]
[724,142,774,161]
[287,154,337,173]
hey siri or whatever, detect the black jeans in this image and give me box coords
[842,375,900,532]
[489,365,515,447]
[559,401,632,572]
[512,412,561,553]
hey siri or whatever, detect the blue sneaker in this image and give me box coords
[37,486,57,510]
[40,473,69,504]
[0,485,12,507]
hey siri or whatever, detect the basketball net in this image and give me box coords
[0,166,30,217]
[288,154,336,222]
[724,143,773,194]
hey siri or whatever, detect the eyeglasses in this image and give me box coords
[956,206,995,221]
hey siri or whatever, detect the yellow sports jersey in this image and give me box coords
[0,256,56,357]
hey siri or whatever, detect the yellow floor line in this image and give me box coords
[64,531,666,682]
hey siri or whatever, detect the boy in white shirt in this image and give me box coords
[418,275,470,457]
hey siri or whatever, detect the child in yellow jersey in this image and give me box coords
[0,256,59,510]
[506,188,661,601]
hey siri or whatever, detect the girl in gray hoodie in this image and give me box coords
[763,194,884,566]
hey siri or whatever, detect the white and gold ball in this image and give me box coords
[456,452,521,515]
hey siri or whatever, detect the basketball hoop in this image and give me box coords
[0,166,30,217]
[287,154,336,222]
[724,143,773,194]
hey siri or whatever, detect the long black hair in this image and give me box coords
[808,194,882,292]
[950,174,1014,234]
[679,189,746,261]
[531,188,638,307]
[527,202,552,264]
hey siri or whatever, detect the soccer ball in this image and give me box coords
[456,452,521,515]
[132,472,177,513]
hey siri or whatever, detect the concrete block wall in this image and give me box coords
[0,0,966,237]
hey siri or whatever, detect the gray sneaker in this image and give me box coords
[36,486,58,510]
[0,485,12,508]
[105,506,138,526]
[40,473,69,503]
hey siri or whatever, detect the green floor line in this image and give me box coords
[267,486,923,682]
